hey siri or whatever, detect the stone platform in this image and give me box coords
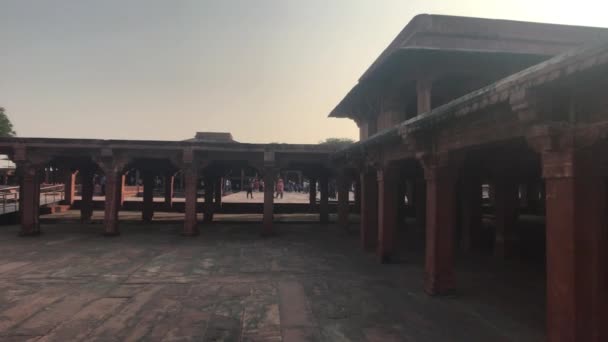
[0,222,543,341]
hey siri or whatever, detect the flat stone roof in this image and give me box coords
[333,41,608,158]
[0,137,338,154]
[330,15,608,119]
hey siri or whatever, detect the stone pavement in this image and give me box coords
[0,222,544,341]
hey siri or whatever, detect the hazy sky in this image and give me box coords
[1,1,606,143]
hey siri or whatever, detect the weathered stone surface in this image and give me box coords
[0,222,543,341]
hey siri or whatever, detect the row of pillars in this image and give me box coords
[353,149,608,341]
[19,164,335,237]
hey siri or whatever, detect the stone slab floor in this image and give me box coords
[0,222,544,341]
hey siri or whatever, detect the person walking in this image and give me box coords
[246,178,254,199]
[275,178,284,199]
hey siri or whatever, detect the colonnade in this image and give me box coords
[343,136,608,341]
[16,161,337,237]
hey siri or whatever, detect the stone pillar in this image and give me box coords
[308,177,317,212]
[460,174,482,252]
[493,175,519,258]
[80,168,94,223]
[263,168,275,235]
[377,165,399,263]
[542,149,607,342]
[416,78,432,115]
[63,170,76,206]
[421,155,458,295]
[214,177,222,205]
[164,174,174,210]
[18,163,41,236]
[360,170,378,251]
[142,173,154,222]
[203,176,214,222]
[103,166,122,236]
[337,171,350,231]
[319,173,329,223]
[183,166,199,236]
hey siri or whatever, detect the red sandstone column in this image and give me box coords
[416,78,432,115]
[542,149,607,342]
[377,166,399,263]
[164,174,174,210]
[103,167,121,236]
[319,173,329,223]
[422,155,458,295]
[214,177,222,205]
[263,168,275,235]
[142,173,154,222]
[308,177,317,212]
[80,168,94,223]
[183,166,199,236]
[493,175,519,258]
[18,163,41,236]
[360,170,378,251]
[203,176,214,223]
[460,174,482,252]
[337,171,350,231]
[63,170,76,206]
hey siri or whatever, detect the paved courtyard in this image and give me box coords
[0,221,544,341]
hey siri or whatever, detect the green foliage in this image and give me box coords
[0,108,15,137]
[319,137,355,149]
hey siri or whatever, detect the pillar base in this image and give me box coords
[181,230,199,237]
[103,231,120,237]
[424,273,455,296]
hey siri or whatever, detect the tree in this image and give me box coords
[0,108,16,137]
[319,137,355,150]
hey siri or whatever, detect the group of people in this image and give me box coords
[244,177,287,199]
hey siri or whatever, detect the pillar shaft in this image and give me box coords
[203,176,214,222]
[309,177,317,210]
[80,168,94,223]
[319,174,329,223]
[263,169,274,235]
[214,177,222,205]
[183,167,199,236]
[542,149,607,342]
[19,164,40,236]
[337,172,350,231]
[416,78,432,115]
[423,158,457,295]
[377,166,399,263]
[164,175,174,210]
[142,173,154,222]
[63,170,76,206]
[360,170,378,251]
[103,168,121,236]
